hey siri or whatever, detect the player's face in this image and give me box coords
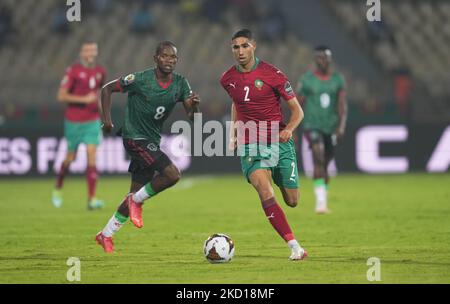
[80,43,98,66]
[315,51,331,73]
[154,46,178,74]
[231,37,256,66]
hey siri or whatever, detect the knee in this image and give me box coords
[165,166,181,186]
[284,192,299,208]
[285,197,298,208]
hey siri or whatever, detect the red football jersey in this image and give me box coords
[59,62,106,122]
[220,59,296,144]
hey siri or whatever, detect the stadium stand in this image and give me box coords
[1,0,447,126]
[327,0,450,122]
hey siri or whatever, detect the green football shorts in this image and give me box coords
[64,119,102,152]
[239,138,299,189]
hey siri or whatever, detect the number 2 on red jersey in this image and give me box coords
[243,86,250,102]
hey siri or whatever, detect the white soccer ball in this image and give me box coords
[203,233,235,263]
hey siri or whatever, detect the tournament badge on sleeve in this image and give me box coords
[123,74,135,85]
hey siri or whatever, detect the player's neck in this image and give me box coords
[237,57,259,73]
[154,68,172,83]
[80,59,95,69]
[314,69,332,80]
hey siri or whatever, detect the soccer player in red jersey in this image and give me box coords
[52,41,106,210]
[220,29,307,260]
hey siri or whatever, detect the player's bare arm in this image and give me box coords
[182,92,201,122]
[280,97,304,143]
[57,87,98,104]
[335,90,347,140]
[100,79,121,133]
[228,103,238,151]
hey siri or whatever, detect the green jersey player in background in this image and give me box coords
[297,45,347,214]
[95,41,200,253]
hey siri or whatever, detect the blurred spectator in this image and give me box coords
[91,0,112,15]
[130,3,155,34]
[367,19,395,45]
[231,0,260,24]
[51,7,70,34]
[201,0,229,24]
[260,3,287,42]
[180,0,201,23]
[361,98,384,116]
[0,4,13,47]
[393,68,412,117]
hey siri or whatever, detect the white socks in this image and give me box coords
[132,183,157,203]
[314,179,327,210]
[102,212,128,237]
[132,187,149,203]
[315,185,327,210]
[288,239,301,250]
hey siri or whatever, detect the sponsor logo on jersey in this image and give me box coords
[96,73,102,80]
[284,81,294,95]
[79,72,87,79]
[229,82,236,89]
[147,143,158,152]
[123,74,135,85]
[254,79,263,90]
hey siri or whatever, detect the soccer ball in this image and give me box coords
[203,233,235,263]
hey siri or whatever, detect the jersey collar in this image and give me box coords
[236,57,260,73]
[313,69,333,81]
[153,68,173,89]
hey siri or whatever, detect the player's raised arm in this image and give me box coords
[280,97,304,143]
[182,92,201,122]
[100,79,122,133]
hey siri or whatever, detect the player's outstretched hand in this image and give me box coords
[335,128,345,140]
[101,121,114,134]
[186,93,200,107]
[279,129,292,143]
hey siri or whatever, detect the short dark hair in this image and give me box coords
[314,45,332,58]
[232,29,253,41]
[315,45,331,53]
[155,41,177,55]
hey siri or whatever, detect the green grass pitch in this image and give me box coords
[0,174,449,283]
